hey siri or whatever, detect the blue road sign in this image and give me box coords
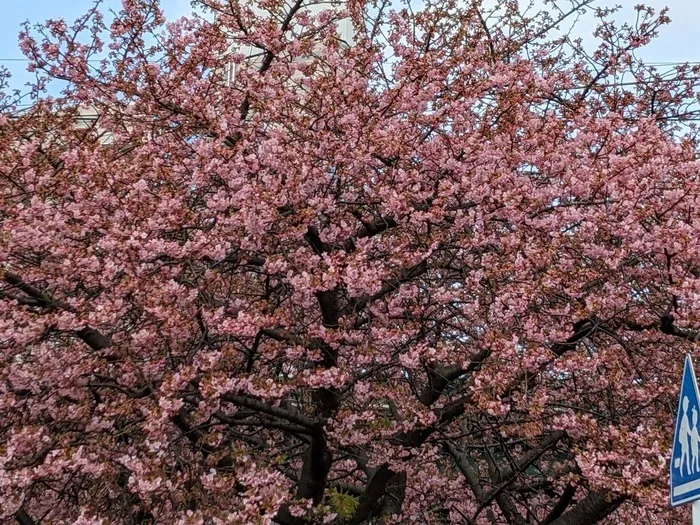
[671,355,700,506]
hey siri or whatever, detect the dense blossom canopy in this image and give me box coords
[1,0,699,523]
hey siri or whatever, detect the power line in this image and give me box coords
[0,58,102,62]
[646,61,700,66]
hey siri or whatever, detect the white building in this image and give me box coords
[224,0,355,85]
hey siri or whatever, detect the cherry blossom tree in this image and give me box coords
[1,0,699,523]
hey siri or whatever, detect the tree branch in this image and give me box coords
[76,326,112,351]
[617,313,700,343]
[339,259,429,317]
[220,393,320,429]
[347,463,393,525]
[14,508,36,525]
[547,491,626,525]
[2,271,61,309]
[419,351,488,406]
[542,484,577,525]
[445,441,487,502]
[2,271,112,350]
[472,431,566,522]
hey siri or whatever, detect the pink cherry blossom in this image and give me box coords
[0,0,698,523]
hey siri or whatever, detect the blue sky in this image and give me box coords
[0,0,192,95]
[1,0,699,95]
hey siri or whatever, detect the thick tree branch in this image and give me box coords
[76,326,112,351]
[305,225,332,254]
[419,350,488,406]
[213,410,312,435]
[171,411,218,455]
[2,272,112,350]
[419,364,464,406]
[220,393,320,429]
[2,271,61,309]
[347,463,393,525]
[352,216,397,241]
[551,318,597,357]
[400,322,592,448]
[472,431,566,522]
[617,313,700,342]
[445,441,487,502]
[547,491,626,525]
[14,508,36,525]
[296,429,332,503]
[542,484,577,525]
[339,259,429,317]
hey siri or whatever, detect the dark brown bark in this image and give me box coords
[543,485,578,524]
[14,509,36,525]
[547,491,626,525]
[348,463,393,525]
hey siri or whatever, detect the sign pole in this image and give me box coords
[671,355,700,512]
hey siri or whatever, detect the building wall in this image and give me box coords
[225,0,354,85]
